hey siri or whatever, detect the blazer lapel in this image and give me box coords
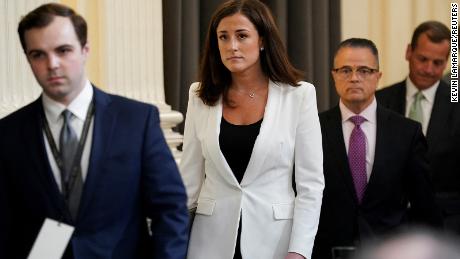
[390,81,406,115]
[426,81,450,154]
[240,80,279,186]
[204,97,240,186]
[362,105,388,205]
[77,87,116,220]
[325,106,359,204]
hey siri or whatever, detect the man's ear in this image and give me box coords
[84,41,90,52]
[82,42,90,62]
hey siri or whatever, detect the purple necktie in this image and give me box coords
[348,115,367,204]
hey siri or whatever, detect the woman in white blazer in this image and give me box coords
[180,1,324,259]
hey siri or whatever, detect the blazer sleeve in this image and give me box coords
[289,83,325,258]
[179,83,206,209]
[140,105,189,259]
[405,123,444,228]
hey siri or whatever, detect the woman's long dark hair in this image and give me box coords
[197,0,303,106]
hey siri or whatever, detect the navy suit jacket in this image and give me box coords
[312,104,442,259]
[0,87,189,259]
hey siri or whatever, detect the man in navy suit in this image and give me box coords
[312,38,442,259]
[376,21,460,235]
[0,3,188,259]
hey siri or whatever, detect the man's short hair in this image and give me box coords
[17,3,87,52]
[411,21,450,49]
[334,38,380,68]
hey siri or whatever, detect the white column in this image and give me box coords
[97,0,184,161]
[0,0,56,118]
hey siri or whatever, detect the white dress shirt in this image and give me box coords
[340,97,377,181]
[405,77,438,135]
[42,80,94,191]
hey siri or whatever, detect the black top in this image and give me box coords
[219,117,263,183]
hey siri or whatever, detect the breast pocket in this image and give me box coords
[272,203,294,220]
[196,198,216,216]
[264,140,291,170]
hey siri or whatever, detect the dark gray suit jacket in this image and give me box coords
[312,104,442,259]
[376,80,460,217]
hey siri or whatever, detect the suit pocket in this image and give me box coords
[265,140,290,170]
[272,203,294,220]
[196,198,216,216]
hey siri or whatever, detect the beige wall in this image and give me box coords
[1,0,163,97]
[4,1,453,106]
[341,0,453,88]
[61,0,104,89]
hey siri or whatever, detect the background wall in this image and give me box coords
[62,0,104,89]
[43,0,458,91]
[341,0,452,88]
[1,0,168,115]
[1,0,455,119]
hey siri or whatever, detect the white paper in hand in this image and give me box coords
[27,218,74,259]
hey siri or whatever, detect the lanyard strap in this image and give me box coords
[42,100,95,199]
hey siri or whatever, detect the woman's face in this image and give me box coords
[216,13,263,75]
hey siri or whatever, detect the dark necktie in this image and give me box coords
[348,115,367,204]
[60,110,78,179]
[59,110,83,220]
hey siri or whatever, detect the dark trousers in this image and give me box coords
[437,195,460,235]
[234,216,242,259]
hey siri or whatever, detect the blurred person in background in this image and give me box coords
[377,21,460,235]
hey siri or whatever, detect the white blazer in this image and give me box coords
[180,80,324,259]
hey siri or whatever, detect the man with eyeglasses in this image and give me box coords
[376,21,460,235]
[312,38,442,259]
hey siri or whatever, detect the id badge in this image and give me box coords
[27,218,74,259]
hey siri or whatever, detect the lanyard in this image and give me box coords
[42,100,95,200]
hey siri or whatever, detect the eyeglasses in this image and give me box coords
[332,66,379,79]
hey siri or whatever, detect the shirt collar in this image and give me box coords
[340,96,377,124]
[406,77,439,104]
[42,80,93,122]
